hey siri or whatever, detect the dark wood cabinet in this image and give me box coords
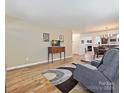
[48,47,65,63]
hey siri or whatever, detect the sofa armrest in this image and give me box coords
[73,64,111,93]
[91,60,101,67]
[79,64,97,70]
[74,64,103,81]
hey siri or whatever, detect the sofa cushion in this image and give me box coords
[98,48,119,81]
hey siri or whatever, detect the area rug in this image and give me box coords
[42,67,78,93]
[69,83,92,93]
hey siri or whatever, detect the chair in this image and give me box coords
[94,46,107,58]
[93,47,98,58]
[73,48,119,93]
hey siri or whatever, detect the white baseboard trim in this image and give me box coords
[7,56,72,71]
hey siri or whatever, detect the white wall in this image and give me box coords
[80,37,93,55]
[6,16,72,68]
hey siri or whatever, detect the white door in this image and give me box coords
[72,34,80,55]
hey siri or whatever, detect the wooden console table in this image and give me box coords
[48,47,65,63]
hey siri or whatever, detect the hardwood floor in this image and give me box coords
[6,55,86,93]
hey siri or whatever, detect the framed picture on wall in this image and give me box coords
[87,40,89,43]
[43,33,49,42]
[59,35,64,42]
[89,40,92,43]
[81,40,84,44]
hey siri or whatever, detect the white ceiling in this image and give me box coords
[6,0,119,32]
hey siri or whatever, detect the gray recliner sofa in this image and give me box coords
[73,48,119,93]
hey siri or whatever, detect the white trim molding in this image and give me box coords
[7,56,72,71]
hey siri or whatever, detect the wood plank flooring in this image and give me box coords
[6,55,86,93]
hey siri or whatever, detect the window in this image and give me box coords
[95,36,101,44]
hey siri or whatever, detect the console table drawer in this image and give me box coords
[52,48,60,53]
[60,47,65,52]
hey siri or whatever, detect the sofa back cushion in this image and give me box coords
[98,48,119,81]
[103,49,119,81]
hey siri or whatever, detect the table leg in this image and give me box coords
[51,53,53,63]
[48,53,49,63]
[60,52,61,60]
[97,52,98,58]
[64,51,65,61]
